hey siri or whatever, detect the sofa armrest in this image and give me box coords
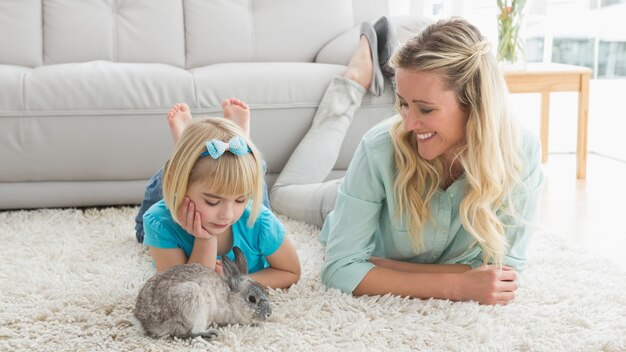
[314,16,433,66]
[314,25,360,66]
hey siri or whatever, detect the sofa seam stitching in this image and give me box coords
[40,0,44,66]
[182,0,187,70]
[249,0,255,61]
[112,0,118,61]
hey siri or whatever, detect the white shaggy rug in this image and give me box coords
[1,207,625,352]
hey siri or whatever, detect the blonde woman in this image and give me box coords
[272,17,543,305]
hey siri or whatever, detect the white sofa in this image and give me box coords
[0,0,430,209]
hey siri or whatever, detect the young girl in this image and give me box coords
[140,100,300,289]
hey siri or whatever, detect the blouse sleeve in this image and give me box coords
[320,138,387,293]
[502,132,545,271]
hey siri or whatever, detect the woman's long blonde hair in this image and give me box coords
[162,117,264,227]
[389,17,524,266]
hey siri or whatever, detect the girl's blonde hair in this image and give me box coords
[162,117,264,227]
[389,17,524,266]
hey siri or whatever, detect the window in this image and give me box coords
[598,41,626,77]
[551,38,594,69]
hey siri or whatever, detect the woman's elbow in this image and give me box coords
[320,264,353,294]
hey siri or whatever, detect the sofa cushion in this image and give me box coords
[316,16,434,66]
[0,0,42,67]
[192,62,346,108]
[44,0,185,67]
[25,61,195,111]
[191,62,396,179]
[184,0,355,67]
[0,112,172,182]
[0,65,31,111]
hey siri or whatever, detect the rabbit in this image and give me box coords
[132,246,271,340]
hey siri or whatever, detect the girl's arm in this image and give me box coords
[149,247,187,272]
[182,208,217,270]
[353,263,518,305]
[150,201,218,273]
[149,237,218,273]
[250,237,301,289]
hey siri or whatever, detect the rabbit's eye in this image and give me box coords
[248,295,257,304]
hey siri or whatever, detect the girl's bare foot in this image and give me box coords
[221,98,250,136]
[167,103,192,144]
[344,36,374,91]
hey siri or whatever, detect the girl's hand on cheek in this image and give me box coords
[177,197,215,241]
[192,210,216,241]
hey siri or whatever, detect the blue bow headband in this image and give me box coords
[200,136,251,159]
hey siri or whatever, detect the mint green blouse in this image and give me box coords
[319,116,544,294]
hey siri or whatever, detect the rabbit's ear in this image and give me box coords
[222,255,242,291]
[233,247,249,275]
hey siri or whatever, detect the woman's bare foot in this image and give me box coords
[222,98,250,136]
[344,36,374,91]
[167,103,192,144]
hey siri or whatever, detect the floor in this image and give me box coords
[538,152,626,269]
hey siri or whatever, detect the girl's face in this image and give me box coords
[186,181,248,235]
[395,68,469,165]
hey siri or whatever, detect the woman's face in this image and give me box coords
[395,68,469,164]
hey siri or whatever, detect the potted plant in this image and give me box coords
[497,0,528,69]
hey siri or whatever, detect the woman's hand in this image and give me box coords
[177,196,215,241]
[457,265,518,305]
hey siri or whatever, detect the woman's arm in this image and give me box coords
[354,264,518,305]
[250,237,301,289]
[369,256,471,273]
[322,129,517,305]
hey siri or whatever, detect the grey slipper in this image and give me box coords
[360,22,384,96]
[373,16,399,79]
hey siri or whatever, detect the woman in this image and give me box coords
[271,17,544,305]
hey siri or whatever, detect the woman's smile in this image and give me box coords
[415,131,436,142]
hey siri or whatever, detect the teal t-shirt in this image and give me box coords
[319,115,544,294]
[143,200,285,273]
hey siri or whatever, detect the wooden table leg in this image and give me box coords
[540,92,550,163]
[577,73,591,179]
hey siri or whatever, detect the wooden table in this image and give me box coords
[503,63,592,179]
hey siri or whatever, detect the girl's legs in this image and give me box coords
[134,166,165,243]
[270,35,375,228]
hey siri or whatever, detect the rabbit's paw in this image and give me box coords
[198,329,220,340]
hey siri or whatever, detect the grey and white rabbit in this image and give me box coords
[133,247,271,339]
